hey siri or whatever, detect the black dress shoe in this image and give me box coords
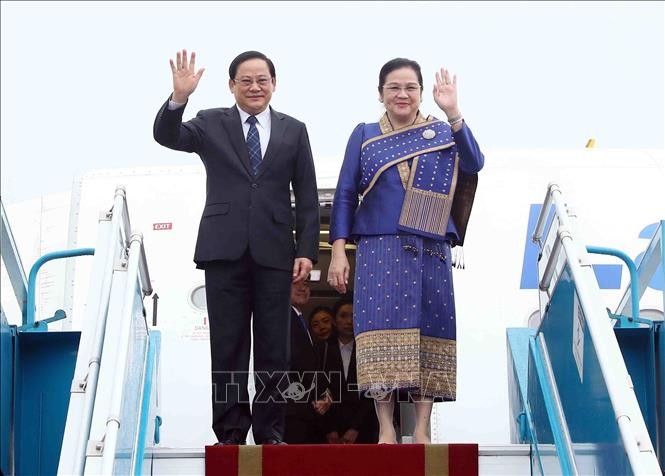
[262,439,287,445]
[215,438,246,445]
[215,429,247,445]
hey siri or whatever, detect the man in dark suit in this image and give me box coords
[284,279,330,443]
[321,299,378,444]
[153,50,319,445]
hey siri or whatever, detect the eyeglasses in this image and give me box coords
[234,77,272,88]
[383,84,421,94]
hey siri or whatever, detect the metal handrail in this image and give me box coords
[101,233,145,474]
[616,221,664,318]
[532,183,557,247]
[25,248,95,327]
[586,246,640,322]
[70,186,151,474]
[1,200,28,314]
[532,335,579,475]
[138,239,153,297]
[72,189,127,476]
[532,183,661,475]
[539,231,563,293]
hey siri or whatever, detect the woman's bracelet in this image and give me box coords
[447,113,463,126]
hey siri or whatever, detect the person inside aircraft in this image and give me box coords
[327,58,484,444]
[320,298,378,444]
[308,305,335,343]
[284,279,330,444]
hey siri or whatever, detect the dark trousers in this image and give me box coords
[204,252,292,443]
[284,412,325,444]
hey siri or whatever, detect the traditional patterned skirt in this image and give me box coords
[353,234,456,401]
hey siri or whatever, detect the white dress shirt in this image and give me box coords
[338,339,354,380]
[167,100,271,158]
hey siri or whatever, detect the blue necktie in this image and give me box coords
[246,116,261,175]
[297,311,313,345]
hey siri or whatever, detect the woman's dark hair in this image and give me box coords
[378,58,423,93]
[332,298,353,319]
[229,50,276,79]
[307,305,334,324]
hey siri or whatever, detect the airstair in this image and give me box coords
[1,187,158,475]
[1,183,663,475]
[506,183,664,475]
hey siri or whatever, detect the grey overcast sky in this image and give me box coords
[1,1,663,204]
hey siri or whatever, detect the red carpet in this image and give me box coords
[205,443,478,476]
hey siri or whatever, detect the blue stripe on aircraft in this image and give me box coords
[520,204,622,289]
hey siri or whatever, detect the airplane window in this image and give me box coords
[189,285,207,312]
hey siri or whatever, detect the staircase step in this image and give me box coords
[205,443,477,476]
[149,444,532,475]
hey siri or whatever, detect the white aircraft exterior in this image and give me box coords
[2,147,664,454]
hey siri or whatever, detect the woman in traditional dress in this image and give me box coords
[327,58,484,444]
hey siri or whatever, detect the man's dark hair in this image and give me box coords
[378,57,423,93]
[332,298,353,319]
[307,305,334,324]
[229,51,276,79]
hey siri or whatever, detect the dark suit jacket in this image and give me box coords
[284,308,326,443]
[320,337,378,443]
[153,99,320,270]
[287,308,323,406]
